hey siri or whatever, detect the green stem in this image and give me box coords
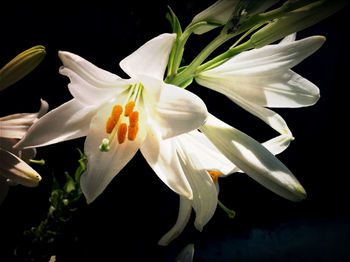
[197,40,253,73]
[166,0,306,87]
[218,200,236,219]
[167,32,232,86]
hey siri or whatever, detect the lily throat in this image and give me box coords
[99,83,143,152]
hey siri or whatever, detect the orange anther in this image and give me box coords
[124,101,135,116]
[112,105,123,122]
[128,123,139,141]
[106,117,116,134]
[208,171,222,184]
[117,123,127,144]
[129,111,139,127]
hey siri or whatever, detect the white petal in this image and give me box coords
[0,99,48,139]
[207,36,325,75]
[178,131,238,175]
[0,137,36,160]
[158,196,192,246]
[0,148,41,187]
[214,91,292,136]
[262,134,293,156]
[58,51,124,88]
[200,114,306,202]
[175,244,195,262]
[196,36,324,108]
[151,84,208,139]
[81,101,147,203]
[15,99,97,149]
[280,33,296,44]
[59,66,129,106]
[197,68,320,108]
[119,33,176,80]
[176,148,218,231]
[140,125,192,199]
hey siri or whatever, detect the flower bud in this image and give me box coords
[191,0,279,35]
[0,45,46,91]
[250,0,347,48]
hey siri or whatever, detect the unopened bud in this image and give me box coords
[0,45,46,91]
[250,0,347,48]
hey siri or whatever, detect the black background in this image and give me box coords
[0,1,349,261]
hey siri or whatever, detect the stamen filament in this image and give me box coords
[29,159,45,165]
[218,200,236,219]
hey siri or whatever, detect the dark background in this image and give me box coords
[0,1,349,261]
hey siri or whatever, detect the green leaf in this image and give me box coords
[74,148,86,182]
[166,6,182,36]
[63,172,75,193]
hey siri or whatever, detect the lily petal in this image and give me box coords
[158,195,192,246]
[0,148,41,187]
[58,51,124,88]
[196,36,325,108]
[0,99,48,139]
[140,125,193,199]
[200,114,306,202]
[176,149,218,231]
[119,33,176,80]
[222,92,292,136]
[59,66,129,106]
[15,99,97,149]
[262,134,293,156]
[175,243,195,262]
[0,137,36,160]
[179,131,238,175]
[152,84,208,139]
[81,101,147,203]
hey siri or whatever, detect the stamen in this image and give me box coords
[117,123,127,144]
[106,117,116,133]
[124,101,135,116]
[106,105,123,133]
[209,171,222,184]
[129,111,139,127]
[128,123,139,141]
[112,105,123,120]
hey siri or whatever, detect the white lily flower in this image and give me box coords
[200,114,306,202]
[0,99,48,203]
[15,33,208,203]
[158,124,293,246]
[195,34,325,136]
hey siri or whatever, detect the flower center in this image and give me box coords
[99,83,143,152]
[208,171,222,184]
